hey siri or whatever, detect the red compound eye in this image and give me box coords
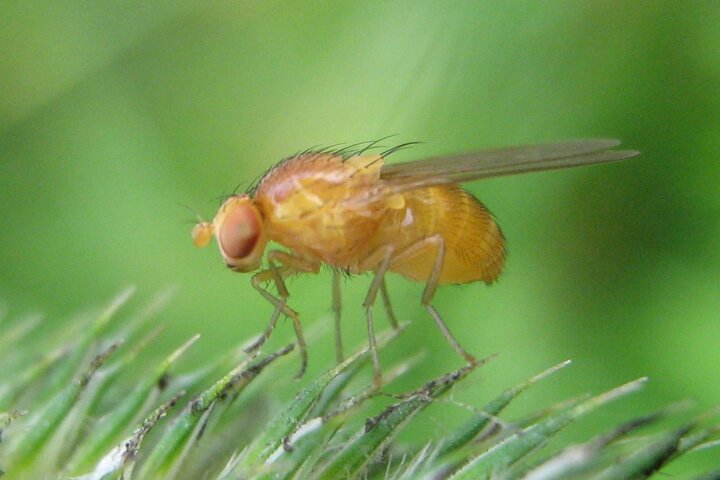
[218,203,260,260]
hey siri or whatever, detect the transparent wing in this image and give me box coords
[378,139,639,195]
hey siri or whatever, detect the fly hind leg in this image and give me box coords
[247,250,320,379]
[390,235,477,366]
[420,235,477,365]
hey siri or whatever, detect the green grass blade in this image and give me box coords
[45,288,135,395]
[437,360,570,458]
[231,344,378,477]
[52,330,175,468]
[2,290,718,479]
[5,341,121,476]
[678,415,720,455]
[0,314,41,354]
[279,357,418,480]
[0,410,27,476]
[76,391,184,480]
[449,377,648,479]
[518,410,666,480]
[693,468,720,480]
[65,334,200,474]
[314,362,481,480]
[594,425,692,480]
[138,344,293,479]
[0,343,69,409]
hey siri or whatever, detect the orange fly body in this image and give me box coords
[193,139,638,385]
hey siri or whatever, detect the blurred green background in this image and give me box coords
[1,1,719,474]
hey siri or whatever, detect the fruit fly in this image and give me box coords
[192,139,638,385]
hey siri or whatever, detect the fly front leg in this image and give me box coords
[248,250,320,379]
[358,245,396,386]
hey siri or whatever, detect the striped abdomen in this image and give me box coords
[367,185,506,285]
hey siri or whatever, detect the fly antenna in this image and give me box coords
[178,202,207,224]
[179,203,214,248]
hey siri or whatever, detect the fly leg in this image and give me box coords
[420,236,477,365]
[333,271,395,366]
[247,268,295,352]
[332,269,344,364]
[247,250,320,379]
[357,245,396,386]
[380,278,400,330]
[392,235,478,365]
